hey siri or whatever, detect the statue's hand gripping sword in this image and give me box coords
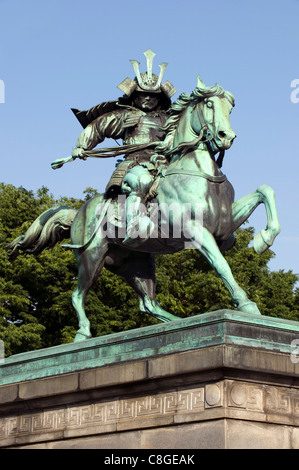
[51,155,76,170]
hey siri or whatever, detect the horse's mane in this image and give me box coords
[155,82,235,155]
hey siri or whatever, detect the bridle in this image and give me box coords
[161,96,228,183]
[193,97,215,144]
[163,96,225,168]
[192,97,225,168]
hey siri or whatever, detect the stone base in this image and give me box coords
[0,310,299,449]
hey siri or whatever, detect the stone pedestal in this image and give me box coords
[1,310,299,449]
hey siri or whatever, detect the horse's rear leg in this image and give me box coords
[106,250,179,323]
[72,282,92,342]
[72,244,108,342]
[231,185,281,254]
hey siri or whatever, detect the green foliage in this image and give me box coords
[0,183,298,357]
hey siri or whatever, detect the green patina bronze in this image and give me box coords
[7,50,281,343]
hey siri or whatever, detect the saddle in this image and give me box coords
[105,153,168,200]
[105,160,135,195]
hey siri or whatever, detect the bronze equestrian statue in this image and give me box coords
[8,50,281,342]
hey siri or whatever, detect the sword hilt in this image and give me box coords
[51,155,75,170]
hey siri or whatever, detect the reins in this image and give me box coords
[162,168,227,183]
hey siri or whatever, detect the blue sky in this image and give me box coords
[0,0,298,279]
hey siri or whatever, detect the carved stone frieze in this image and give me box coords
[1,379,299,446]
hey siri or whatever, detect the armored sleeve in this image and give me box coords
[75,109,127,150]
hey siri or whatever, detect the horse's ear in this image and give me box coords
[196,75,206,88]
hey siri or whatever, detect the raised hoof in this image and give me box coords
[238,300,261,315]
[74,331,92,342]
[253,230,271,255]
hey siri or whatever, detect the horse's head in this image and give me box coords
[191,76,236,152]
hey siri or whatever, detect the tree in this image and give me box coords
[0,183,298,356]
[0,183,145,353]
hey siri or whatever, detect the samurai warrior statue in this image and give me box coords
[70,49,176,246]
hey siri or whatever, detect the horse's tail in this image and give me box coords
[7,206,77,259]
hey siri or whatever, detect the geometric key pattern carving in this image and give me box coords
[0,387,207,439]
[1,381,299,444]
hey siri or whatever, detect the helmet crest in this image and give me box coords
[118,49,176,98]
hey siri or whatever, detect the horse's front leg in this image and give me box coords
[189,224,261,315]
[231,184,281,254]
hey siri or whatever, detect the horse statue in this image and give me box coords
[7,76,281,342]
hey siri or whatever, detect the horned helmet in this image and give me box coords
[117,49,177,105]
